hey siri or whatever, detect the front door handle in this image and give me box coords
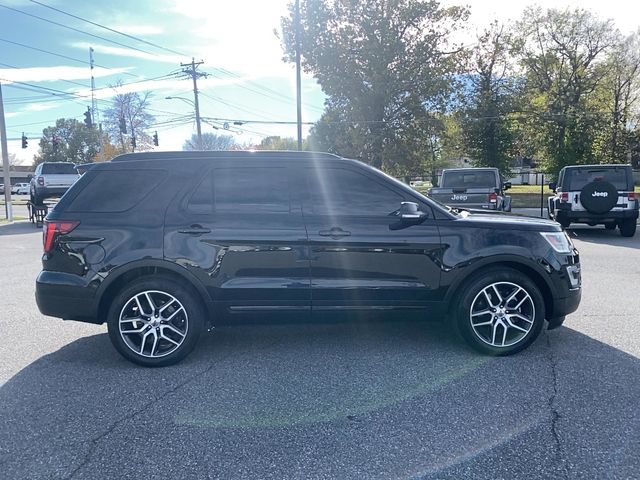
[178,224,211,235]
[319,227,351,238]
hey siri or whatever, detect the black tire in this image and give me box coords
[453,268,545,356]
[107,276,205,367]
[557,217,570,229]
[619,218,637,237]
[604,222,616,230]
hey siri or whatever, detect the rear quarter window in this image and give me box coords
[65,169,166,213]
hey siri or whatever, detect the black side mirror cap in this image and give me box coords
[503,182,511,190]
[390,202,428,230]
[549,182,557,192]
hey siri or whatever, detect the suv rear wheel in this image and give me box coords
[619,218,637,237]
[454,269,545,355]
[107,276,204,367]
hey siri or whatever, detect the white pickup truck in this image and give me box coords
[30,162,80,205]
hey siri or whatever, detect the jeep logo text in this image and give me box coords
[591,191,608,197]
[452,194,468,201]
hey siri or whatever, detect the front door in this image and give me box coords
[302,163,442,315]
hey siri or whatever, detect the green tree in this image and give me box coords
[280,0,468,171]
[515,7,617,174]
[183,133,238,151]
[33,118,101,165]
[460,22,521,177]
[256,136,307,150]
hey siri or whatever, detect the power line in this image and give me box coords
[0,37,139,78]
[28,0,189,58]
[0,2,162,60]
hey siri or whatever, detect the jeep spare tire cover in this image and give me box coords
[580,180,618,214]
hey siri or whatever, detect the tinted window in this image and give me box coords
[67,170,165,213]
[214,168,290,213]
[565,167,631,190]
[42,163,77,174]
[306,168,403,216]
[441,170,497,188]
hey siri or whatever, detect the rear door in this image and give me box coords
[163,161,311,321]
[302,162,442,314]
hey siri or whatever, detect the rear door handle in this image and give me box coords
[319,227,351,238]
[178,225,211,235]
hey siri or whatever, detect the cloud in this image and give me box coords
[70,42,183,64]
[0,66,131,83]
[111,24,165,36]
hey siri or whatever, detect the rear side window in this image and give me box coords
[565,168,631,191]
[441,171,497,188]
[66,170,165,213]
[41,163,77,174]
[306,167,403,216]
[187,167,290,214]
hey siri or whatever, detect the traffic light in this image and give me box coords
[83,107,92,127]
[119,116,127,134]
[21,133,28,149]
[131,136,136,150]
[153,131,159,146]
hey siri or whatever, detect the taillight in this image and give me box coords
[560,192,569,202]
[37,176,44,186]
[628,192,636,201]
[489,192,497,203]
[43,220,79,254]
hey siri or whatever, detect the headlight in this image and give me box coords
[540,232,573,254]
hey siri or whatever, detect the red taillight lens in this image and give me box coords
[560,192,569,202]
[628,192,636,201]
[37,176,44,186]
[43,220,79,254]
[489,192,497,202]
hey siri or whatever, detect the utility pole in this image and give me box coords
[295,0,303,151]
[89,46,103,161]
[181,58,204,149]
[0,82,13,221]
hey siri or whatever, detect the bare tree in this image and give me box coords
[103,85,156,153]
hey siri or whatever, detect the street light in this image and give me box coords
[165,96,201,148]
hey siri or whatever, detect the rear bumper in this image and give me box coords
[35,271,100,324]
[556,207,638,223]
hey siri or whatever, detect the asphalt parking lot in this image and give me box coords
[0,218,638,479]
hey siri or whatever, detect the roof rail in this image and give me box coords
[110,150,343,162]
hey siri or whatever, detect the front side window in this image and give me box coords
[306,167,403,216]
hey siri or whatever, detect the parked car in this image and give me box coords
[11,183,30,195]
[29,162,79,205]
[36,151,581,366]
[428,167,512,211]
[548,164,638,237]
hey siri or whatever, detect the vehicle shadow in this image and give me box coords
[567,225,640,249]
[0,220,41,236]
[0,321,638,480]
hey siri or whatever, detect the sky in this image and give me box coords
[0,0,638,165]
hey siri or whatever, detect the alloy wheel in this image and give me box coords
[118,290,189,358]
[469,281,535,348]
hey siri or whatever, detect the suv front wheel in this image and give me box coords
[107,276,204,367]
[454,268,545,355]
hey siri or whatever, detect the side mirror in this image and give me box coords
[549,182,557,192]
[27,174,33,181]
[391,202,427,230]
[503,182,511,190]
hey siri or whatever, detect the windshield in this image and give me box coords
[441,171,497,188]
[565,167,630,190]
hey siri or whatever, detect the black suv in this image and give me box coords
[36,151,582,366]
[548,164,638,236]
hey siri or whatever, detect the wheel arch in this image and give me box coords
[95,260,214,325]
[444,257,554,320]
